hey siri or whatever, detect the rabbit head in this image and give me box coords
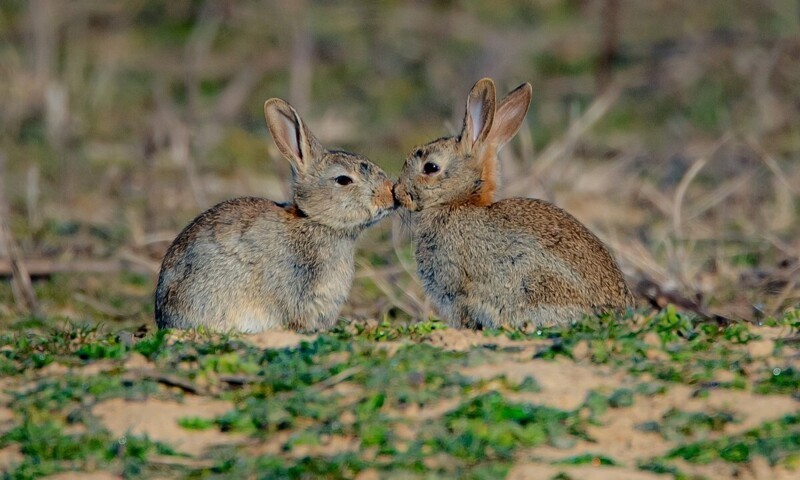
[394,78,532,211]
[264,98,395,230]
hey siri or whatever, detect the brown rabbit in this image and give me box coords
[393,78,633,328]
[155,98,395,333]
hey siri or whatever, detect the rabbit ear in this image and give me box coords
[460,78,496,149]
[487,83,532,150]
[264,98,320,173]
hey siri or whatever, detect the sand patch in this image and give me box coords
[42,473,122,480]
[244,330,317,350]
[530,383,800,467]
[692,389,798,433]
[288,434,361,458]
[463,359,626,410]
[507,464,663,480]
[0,444,23,471]
[389,396,465,422]
[668,457,800,480]
[0,405,14,424]
[244,431,360,458]
[123,353,152,370]
[0,378,13,402]
[69,360,119,376]
[92,396,243,456]
[36,362,70,377]
[161,329,316,350]
[424,329,547,351]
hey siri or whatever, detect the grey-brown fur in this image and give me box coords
[155,98,395,333]
[394,78,633,328]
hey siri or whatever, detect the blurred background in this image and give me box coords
[0,0,798,327]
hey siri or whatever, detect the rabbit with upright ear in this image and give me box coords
[394,78,634,328]
[155,98,396,333]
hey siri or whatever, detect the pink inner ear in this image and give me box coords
[281,114,301,159]
[469,99,484,143]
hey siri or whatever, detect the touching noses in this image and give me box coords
[377,178,395,209]
[391,182,401,208]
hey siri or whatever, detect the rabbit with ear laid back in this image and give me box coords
[155,98,396,333]
[393,78,634,329]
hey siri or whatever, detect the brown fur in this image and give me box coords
[155,99,395,333]
[394,78,633,328]
[475,148,496,206]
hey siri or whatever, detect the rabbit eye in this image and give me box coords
[422,162,440,175]
[335,175,353,186]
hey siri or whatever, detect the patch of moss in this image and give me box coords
[664,413,800,466]
[427,392,589,461]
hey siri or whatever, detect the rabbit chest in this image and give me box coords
[412,208,529,310]
[412,206,585,325]
[285,233,355,306]
[266,220,357,323]
[208,206,357,331]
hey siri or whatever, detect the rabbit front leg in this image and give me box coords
[286,312,340,333]
[316,310,342,332]
[285,294,347,333]
[450,296,503,330]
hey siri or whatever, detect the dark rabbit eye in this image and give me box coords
[423,162,440,175]
[335,175,353,186]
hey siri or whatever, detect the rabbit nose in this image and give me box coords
[391,183,401,208]
[380,179,395,209]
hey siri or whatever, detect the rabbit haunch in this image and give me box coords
[155,98,395,333]
[394,78,633,328]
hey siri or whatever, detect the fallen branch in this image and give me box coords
[217,374,261,387]
[506,82,622,195]
[73,293,143,319]
[125,369,206,395]
[0,258,156,279]
[308,366,363,392]
[0,219,40,315]
[635,278,733,326]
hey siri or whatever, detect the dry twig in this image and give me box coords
[0,258,155,279]
[0,150,40,315]
[308,366,363,392]
[125,369,206,395]
[507,82,622,196]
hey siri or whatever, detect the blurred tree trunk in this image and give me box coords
[142,131,159,236]
[596,0,620,91]
[288,0,313,115]
[185,0,221,122]
[0,151,7,246]
[29,0,79,203]
[29,0,56,84]
[0,151,40,316]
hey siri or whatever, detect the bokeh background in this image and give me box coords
[1,0,799,327]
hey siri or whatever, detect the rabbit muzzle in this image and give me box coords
[359,179,395,228]
[375,178,396,212]
[392,181,418,211]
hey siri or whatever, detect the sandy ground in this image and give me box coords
[2,324,798,479]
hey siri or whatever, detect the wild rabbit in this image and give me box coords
[155,98,395,333]
[393,78,634,328]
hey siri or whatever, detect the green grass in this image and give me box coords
[637,408,739,442]
[1,307,799,478]
[664,413,800,466]
[0,418,181,479]
[1,2,799,477]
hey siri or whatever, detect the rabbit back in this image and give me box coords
[155,197,356,332]
[412,198,633,328]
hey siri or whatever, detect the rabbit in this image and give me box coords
[393,78,634,329]
[155,98,396,333]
